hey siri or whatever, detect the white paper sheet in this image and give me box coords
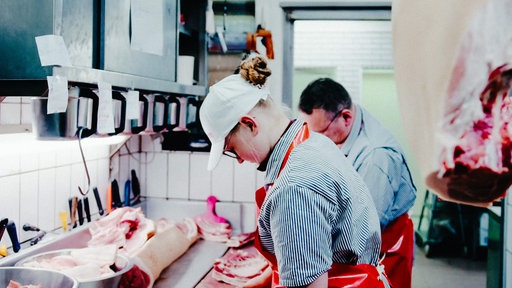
[125,90,140,120]
[35,35,72,67]
[96,82,115,134]
[130,0,164,56]
[46,76,69,114]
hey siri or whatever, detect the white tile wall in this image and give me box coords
[0,101,21,125]
[146,152,168,199]
[0,96,32,126]
[19,172,38,242]
[0,176,19,248]
[189,153,212,200]
[212,157,235,201]
[168,151,190,199]
[0,133,117,251]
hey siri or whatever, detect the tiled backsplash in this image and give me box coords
[0,133,112,248]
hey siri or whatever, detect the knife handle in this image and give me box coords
[6,220,20,253]
[83,197,91,222]
[111,179,122,208]
[77,198,84,225]
[124,180,131,207]
[0,218,8,241]
[68,197,78,228]
[131,170,141,205]
[93,187,104,216]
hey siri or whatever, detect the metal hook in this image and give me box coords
[77,127,91,196]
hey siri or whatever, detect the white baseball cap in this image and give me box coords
[200,74,270,170]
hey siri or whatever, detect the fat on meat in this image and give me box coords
[87,207,155,255]
[211,247,272,287]
[20,245,118,282]
[193,196,233,242]
[393,0,512,206]
[6,281,42,288]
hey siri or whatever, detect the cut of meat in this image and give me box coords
[212,246,272,288]
[429,65,512,204]
[119,265,151,288]
[6,281,42,288]
[194,217,232,242]
[193,196,233,242]
[175,217,199,241]
[20,245,118,282]
[85,207,199,287]
[226,231,255,248]
[393,0,512,206]
[87,207,156,255]
[131,224,197,283]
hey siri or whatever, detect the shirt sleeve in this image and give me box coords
[269,185,334,287]
[356,147,403,227]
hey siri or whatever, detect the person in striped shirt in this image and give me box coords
[200,54,390,287]
[298,77,417,288]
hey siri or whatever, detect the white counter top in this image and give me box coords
[154,239,228,287]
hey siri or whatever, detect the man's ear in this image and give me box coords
[341,109,353,126]
[240,115,257,133]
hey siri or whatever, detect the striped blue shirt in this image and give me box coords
[341,105,417,228]
[258,119,382,287]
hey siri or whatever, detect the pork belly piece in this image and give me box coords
[212,246,272,288]
[87,207,155,255]
[193,195,233,242]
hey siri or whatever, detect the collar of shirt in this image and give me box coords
[263,119,305,185]
[257,120,295,172]
[340,104,363,157]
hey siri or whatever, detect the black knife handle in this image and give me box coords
[0,218,8,241]
[111,179,122,208]
[6,220,20,253]
[93,187,104,216]
[131,170,141,205]
[83,197,91,222]
[77,198,84,225]
[23,223,40,232]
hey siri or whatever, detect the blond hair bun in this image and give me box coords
[239,54,272,87]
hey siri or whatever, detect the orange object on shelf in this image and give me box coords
[246,26,274,60]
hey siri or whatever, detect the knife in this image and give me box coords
[131,170,141,205]
[68,197,78,228]
[124,179,131,207]
[77,198,84,226]
[93,187,104,216]
[111,179,122,208]
[6,220,20,253]
[0,218,8,241]
[83,196,91,222]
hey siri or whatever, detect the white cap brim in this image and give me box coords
[207,139,224,171]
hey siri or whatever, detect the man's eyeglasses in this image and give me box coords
[317,109,343,133]
[223,125,239,159]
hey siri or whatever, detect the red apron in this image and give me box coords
[380,213,415,288]
[254,123,388,288]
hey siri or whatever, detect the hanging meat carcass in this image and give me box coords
[393,0,512,206]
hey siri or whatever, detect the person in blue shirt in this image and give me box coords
[298,77,417,288]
